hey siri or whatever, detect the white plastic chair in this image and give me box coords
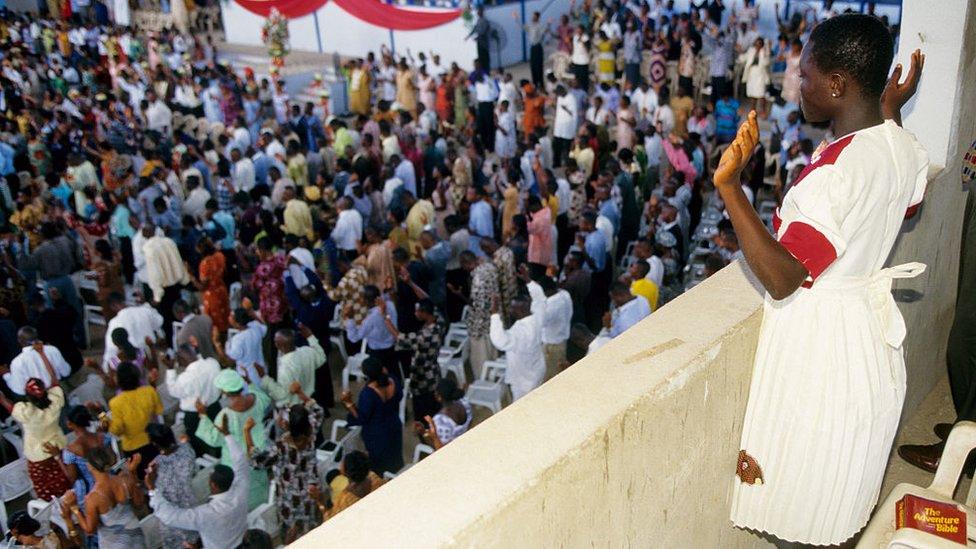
[383,443,435,480]
[466,359,508,414]
[316,420,362,483]
[27,497,68,539]
[438,331,469,386]
[84,304,106,348]
[399,378,411,425]
[341,340,369,392]
[228,281,243,310]
[449,306,471,335]
[140,514,164,549]
[857,421,976,548]
[0,459,33,535]
[246,482,279,539]
[171,320,185,351]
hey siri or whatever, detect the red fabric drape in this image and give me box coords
[233,0,462,28]
[233,0,325,18]
[331,0,461,29]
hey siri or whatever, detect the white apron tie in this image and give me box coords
[867,262,926,348]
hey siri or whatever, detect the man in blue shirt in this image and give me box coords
[343,285,400,382]
[467,186,494,257]
[419,230,452,309]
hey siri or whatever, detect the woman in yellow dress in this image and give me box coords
[595,31,616,84]
[348,60,371,116]
[395,59,418,119]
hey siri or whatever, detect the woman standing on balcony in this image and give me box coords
[715,15,927,546]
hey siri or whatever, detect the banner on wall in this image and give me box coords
[232,0,462,28]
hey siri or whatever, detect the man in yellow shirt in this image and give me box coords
[628,260,658,312]
[281,186,313,241]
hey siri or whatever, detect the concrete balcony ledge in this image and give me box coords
[295,261,767,549]
[294,163,963,549]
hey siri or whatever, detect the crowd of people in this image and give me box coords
[0,0,907,547]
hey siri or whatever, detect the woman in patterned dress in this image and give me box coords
[146,424,199,548]
[648,31,669,93]
[246,384,325,544]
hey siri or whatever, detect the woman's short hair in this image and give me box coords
[808,13,894,98]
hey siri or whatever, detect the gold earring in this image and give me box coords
[831,92,838,97]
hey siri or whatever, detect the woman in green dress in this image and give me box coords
[194,369,271,510]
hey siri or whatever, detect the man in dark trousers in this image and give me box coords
[898,191,976,472]
[467,7,493,71]
[516,10,548,89]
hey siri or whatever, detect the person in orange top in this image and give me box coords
[189,237,230,333]
[521,84,546,143]
[435,76,453,123]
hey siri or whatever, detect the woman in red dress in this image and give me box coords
[189,237,230,333]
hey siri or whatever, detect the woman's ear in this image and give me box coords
[828,72,847,99]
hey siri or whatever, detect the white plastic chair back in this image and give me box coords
[228,282,243,310]
[1,432,23,459]
[27,497,68,537]
[0,459,32,506]
[171,320,185,351]
[857,421,976,549]
[341,340,369,392]
[247,481,279,538]
[413,444,434,464]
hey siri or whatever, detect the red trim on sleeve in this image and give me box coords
[778,222,838,281]
[791,134,856,189]
[772,209,782,234]
[905,202,922,219]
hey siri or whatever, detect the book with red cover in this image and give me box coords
[896,494,967,545]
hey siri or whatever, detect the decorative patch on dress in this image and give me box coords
[736,450,764,485]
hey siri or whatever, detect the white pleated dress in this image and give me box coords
[730,120,929,546]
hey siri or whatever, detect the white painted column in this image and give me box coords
[897,0,976,167]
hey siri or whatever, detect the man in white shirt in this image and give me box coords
[230,148,255,192]
[526,275,573,382]
[333,197,363,259]
[102,293,163,371]
[630,81,658,127]
[553,85,578,168]
[393,155,417,198]
[181,176,211,220]
[2,327,71,395]
[605,282,651,338]
[489,296,545,401]
[634,239,665,288]
[148,432,249,548]
[144,91,172,135]
[164,343,222,456]
[264,133,286,162]
[141,223,191,341]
